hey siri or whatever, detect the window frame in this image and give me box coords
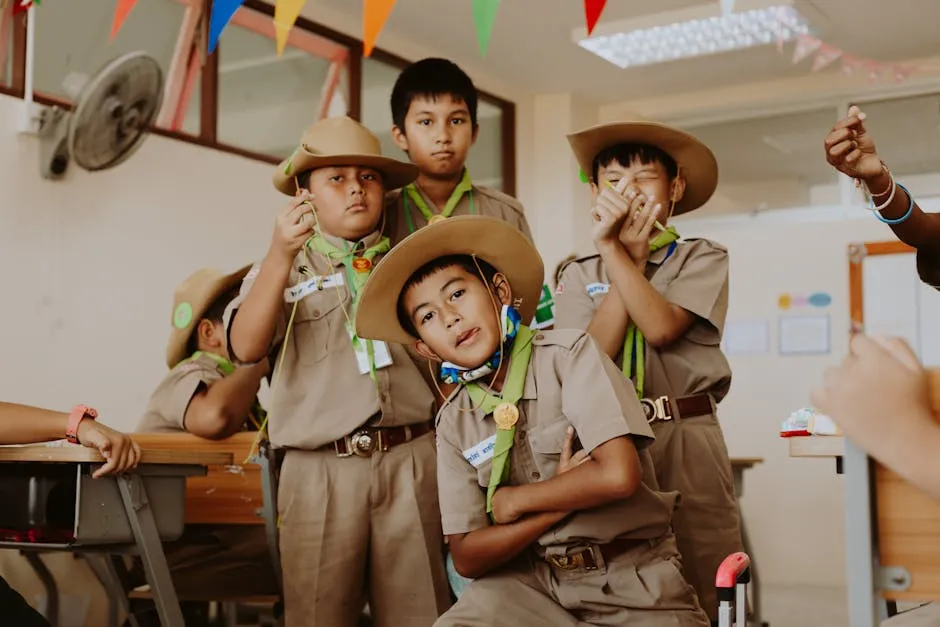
[0,0,516,193]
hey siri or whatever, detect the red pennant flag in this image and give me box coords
[867,62,884,83]
[584,0,606,36]
[12,0,37,15]
[892,65,913,83]
[791,34,821,65]
[840,55,863,77]
[811,44,842,72]
[110,0,137,40]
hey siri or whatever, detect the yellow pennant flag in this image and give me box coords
[274,0,306,56]
[362,0,397,57]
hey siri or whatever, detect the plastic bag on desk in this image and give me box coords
[780,407,841,437]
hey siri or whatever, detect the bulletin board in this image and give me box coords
[849,240,940,366]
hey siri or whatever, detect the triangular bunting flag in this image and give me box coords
[840,55,863,77]
[811,44,842,72]
[12,0,38,15]
[867,62,884,83]
[110,0,137,40]
[273,0,306,56]
[775,6,785,52]
[362,0,397,57]
[720,0,735,16]
[584,0,607,36]
[208,0,245,54]
[472,0,501,57]
[791,34,821,65]
[892,65,913,83]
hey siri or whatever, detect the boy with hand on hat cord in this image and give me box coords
[225,116,451,627]
[385,57,555,331]
[554,121,742,624]
[132,266,278,610]
[354,215,710,627]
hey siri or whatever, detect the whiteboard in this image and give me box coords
[862,251,940,366]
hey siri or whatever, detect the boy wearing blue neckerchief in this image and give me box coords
[354,215,709,627]
[555,120,742,624]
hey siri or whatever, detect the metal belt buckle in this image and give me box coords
[349,429,377,457]
[546,551,584,570]
[641,396,670,423]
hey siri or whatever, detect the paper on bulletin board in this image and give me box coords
[722,319,770,355]
[779,315,830,355]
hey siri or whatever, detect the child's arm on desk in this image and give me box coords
[230,192,313,363]
[0,402,141,477]
[184,359,270,439]
[812,334,940,500]
[447,429,587,579]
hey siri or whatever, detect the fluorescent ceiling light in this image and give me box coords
[577,4,811,69]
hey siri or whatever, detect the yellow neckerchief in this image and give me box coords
[403,169,474,233]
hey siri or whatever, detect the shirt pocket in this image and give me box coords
[289,292,345,366]
[527,418,574,477]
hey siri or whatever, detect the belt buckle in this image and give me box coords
[349,429,378,458]
[641,396,671,423]
[546,551,585,570]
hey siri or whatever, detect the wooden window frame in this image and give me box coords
[0,0,515,194]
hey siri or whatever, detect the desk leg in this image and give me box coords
[844,440,885,627]
[117,474,185,627]
[22,552,58,627]
[258,444,283,593]
[83,555,138,627]
[733,468,764,627]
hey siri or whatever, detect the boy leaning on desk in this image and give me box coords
[815,106,940,625]
[0,401,141,625]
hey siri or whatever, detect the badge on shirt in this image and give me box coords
[585,282,609,296]
[284,272,345,303]
[347,328,394,375]
[462,434,497,468]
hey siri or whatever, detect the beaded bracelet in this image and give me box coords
[874,183,914,225]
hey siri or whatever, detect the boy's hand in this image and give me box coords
[591,179,632,250]
[619,192,662,265]
[269,190,315,263]
[811,335,931,455]
[556,426,591,475]
[824,105,882,181]
[76,420,142,479]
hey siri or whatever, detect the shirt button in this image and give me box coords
[311,309,320,317]
[535,333,544,341]
[531,471,540,480]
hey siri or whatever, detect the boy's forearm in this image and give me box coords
[198,364,267,438]
[0,402,69,444]
[586,290,630,359]
[450,511,568,579]
[229,254,292,363]
[863,170,940,250]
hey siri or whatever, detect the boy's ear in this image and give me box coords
[391,125,409,153]
[414,340,440,363]
[492,272,513,307]
[670,176,687,204]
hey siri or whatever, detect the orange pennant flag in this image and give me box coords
[110,0,137,40]
[274,0,307,56]
[363,0,397,57]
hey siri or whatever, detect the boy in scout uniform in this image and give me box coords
[554,121,742,624]
[224,117,451,627]
[133,266,278,611]
[386,57,554,330]
[354,215,710,626]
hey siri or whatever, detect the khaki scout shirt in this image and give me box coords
[435,329,677,547]
[224,231,436,450]
[136,353,226,433]
[555,238,732,403]
[385,185,533,246]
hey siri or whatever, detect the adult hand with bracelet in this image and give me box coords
[825,105,940,287]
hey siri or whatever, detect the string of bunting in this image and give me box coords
[787,32,940,83]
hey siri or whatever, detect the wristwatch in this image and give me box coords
[66,405,98,444]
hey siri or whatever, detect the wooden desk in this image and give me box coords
[731,457,765,627]
[0,442,230,627]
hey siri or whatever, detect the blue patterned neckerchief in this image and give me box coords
[440,305,522,385]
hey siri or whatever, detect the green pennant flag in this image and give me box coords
[472,0,501,57]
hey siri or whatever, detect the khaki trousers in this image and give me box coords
[278,432,451,627]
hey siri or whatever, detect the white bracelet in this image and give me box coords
[867,174,897,212]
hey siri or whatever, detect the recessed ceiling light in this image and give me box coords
[576,4,811,69]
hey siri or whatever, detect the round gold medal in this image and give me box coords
[493,403,519,430]
[428,214,447,224]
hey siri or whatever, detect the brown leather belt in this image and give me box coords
[316,420,433,458]
[543,537,652,571]
[640,393,714,424]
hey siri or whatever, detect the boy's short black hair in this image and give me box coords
[397,254,498,338]
[185,286,240,356]
[390,58,479,132]
[592,143,679,184]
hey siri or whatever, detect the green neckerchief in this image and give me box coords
[622,226,681,396]
[308,231,391,380]
[187,351,266,430]
[403,169,475,234]
[465,325,535,521]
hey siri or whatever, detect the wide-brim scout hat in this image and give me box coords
[273,116,418,196]
[165,265,251,369]
[567,120,719,216]
[355,215,545,345]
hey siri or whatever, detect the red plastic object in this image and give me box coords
[715,552,751,589]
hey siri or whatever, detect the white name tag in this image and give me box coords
[284,272,345,303]
[586,282,609,296]
[348,329,394,375]
[462,435,497,468]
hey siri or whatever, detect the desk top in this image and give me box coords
[730,457,764,469]
[787,436,845,458]
[0,444,232,466]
